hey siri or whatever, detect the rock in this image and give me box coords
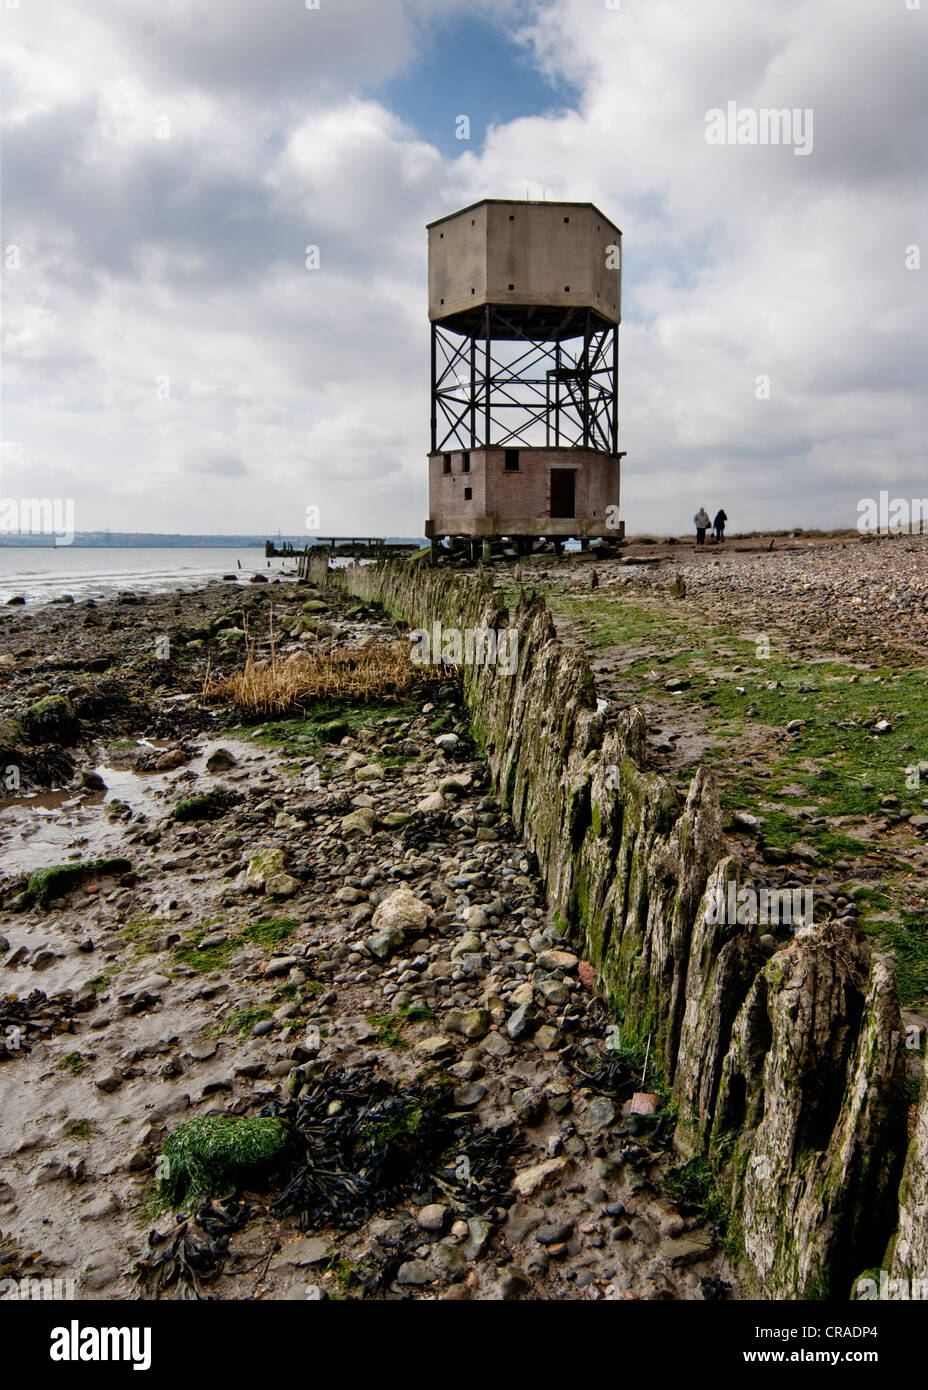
[341,808,374,836]
[658,1234,715,1267]
[533,1024,561,1052]
[451,932,482,959]
[461,1217,492,1260]
[416,792,446,813]
[507,1001,538,1040]
[434,733,460,750]
[33,1161,68,1185]
[582,1096,617,1131]
[429,1241,466,1283]
[81,1260,119,1290]
[537,979,570,1007]
[271,1237,330,1268]
[453,1083,487,1107]
[511,1157,570,1198]
[266,873,301,899]
[396,1259,437,1287]
[365,927,404,960]
[445,1008,491,1040]
[264,956,300,978]
[512,1088,547,1125]
[79,1193,120,1222]
[94,1070,122,1093]
[155,748,188,771]
[206,748,237,773]
[246,848,288,889]
[197,931,228,949]
[536,1222,573,1246]
[535,949,578,972]
[413,1034,454,1058]
[416,1203,449,1232]
[371,887,433,935]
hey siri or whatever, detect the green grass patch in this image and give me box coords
[23,857,133,906]
[212,1006,274,1038]
[171,792,234,823]
[120,916,169,960]
[242,917,297,948]
[59,1051,85,1076]
[365,1012,408,1050]
[173,925,242,973]
[362,1101,423,1146]
[664,1153,729,1227]
[157,1114,289,1210]
[67,1119,93,1140]
[861,911,928,1008]
[247,699,420,759]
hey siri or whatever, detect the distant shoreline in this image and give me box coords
[0,534,425,549]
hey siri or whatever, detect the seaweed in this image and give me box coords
[171,790,243,822]
[22,857,133,906]
[267,1062,524,1232]
[157,1115,289,1210]
[132,1200,248,1300]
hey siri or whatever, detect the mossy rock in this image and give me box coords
[157,1115,289,1209]
[0,717,25,753]
[302,600,328,614]
[317,718,350,743]
[171,791,239,822]
[25,695,79,745]
[23,857,133,906]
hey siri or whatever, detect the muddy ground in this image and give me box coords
[0,570,734,1302]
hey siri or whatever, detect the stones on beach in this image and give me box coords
[245,848,288,889]
[370,886,433,935]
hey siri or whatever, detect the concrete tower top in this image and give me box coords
[427,198,622,336]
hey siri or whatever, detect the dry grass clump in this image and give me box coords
[203,640,426,716]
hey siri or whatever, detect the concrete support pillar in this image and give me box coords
[481,539,492,563]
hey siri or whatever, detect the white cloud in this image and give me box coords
[1,0,925,537]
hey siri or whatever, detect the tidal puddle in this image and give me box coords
[0,737,272,877]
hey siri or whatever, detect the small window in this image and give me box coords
[442,454,451,475]
[462,452,470,473]
[509,214,515,221]
[464,487,472,501]
[564,285,570,292]
[471,287,475,294]
[471,219,475,225]
[508,283,514,290]
[440,297,444,304]
[505,449,519,471]
[440,232,443,238]
[564,216,570,223]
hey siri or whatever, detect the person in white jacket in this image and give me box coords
[694,507,711,545]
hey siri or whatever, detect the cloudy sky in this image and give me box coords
[2,0,925,538]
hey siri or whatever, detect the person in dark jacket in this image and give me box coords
[713,508,727,543]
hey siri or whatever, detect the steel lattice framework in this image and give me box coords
[430,306,619,455]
